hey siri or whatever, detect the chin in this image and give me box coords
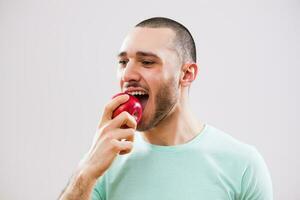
[137,117,154,132]
[137,121,149,132]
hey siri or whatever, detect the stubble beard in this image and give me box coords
[137,77,178,132]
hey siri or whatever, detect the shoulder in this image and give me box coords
[200,124,271,177]
[202,124,258,159]
[204,125,273,199]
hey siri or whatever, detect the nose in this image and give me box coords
[121,60,141,83]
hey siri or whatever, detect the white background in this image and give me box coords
[0,0,299,199]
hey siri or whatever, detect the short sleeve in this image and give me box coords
[91,176,106,200]
[240,147,273,200]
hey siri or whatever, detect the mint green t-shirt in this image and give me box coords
[92,124,273,200]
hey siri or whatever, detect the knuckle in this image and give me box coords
[123,112,136,125]
[110,140,120,152]
[101,124,110,134]
[104,102,112,113]
[129,120,137,129]
[103,132,114,141]
[121,111,130,118]
[128,114,136,123]
[120,111,129,119]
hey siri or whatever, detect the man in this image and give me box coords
[59,17,273,200]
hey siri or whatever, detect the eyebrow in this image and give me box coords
[117,51,160,59]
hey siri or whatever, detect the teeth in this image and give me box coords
[128,91,147,96]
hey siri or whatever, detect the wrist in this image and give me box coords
[76,164,102,183]
[59,167,97,200]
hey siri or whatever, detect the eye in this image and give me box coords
[141,60,155,66]
[118,59,128,66]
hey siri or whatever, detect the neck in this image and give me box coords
[141,94,204,146]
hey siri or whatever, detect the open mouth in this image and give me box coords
[127,91,149,111]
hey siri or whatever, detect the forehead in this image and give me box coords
[119,27,176,56]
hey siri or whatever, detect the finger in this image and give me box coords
[99,94,129,127]
[112,128,135,142]
[110,139,133,154]
[108,111,137,130]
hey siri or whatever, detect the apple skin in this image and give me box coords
[112,93,143,124]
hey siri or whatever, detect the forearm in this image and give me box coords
[59,94,135,199]
[59,169,97,200]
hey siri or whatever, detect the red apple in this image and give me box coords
[112,93,143,124]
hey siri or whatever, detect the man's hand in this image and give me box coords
[80,93,137,178]
[59,93,137,200]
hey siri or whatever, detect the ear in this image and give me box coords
[180,63,198,87]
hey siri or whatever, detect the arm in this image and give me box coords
[58,94,137,200]
[58,169,97,200]
[240,147,273,200]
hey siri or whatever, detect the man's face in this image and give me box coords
[117,27,181,131]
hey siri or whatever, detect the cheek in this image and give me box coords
[162,63,180,81]
[117,69,124,87]
[143,68,161,87]
[141,73,159,106]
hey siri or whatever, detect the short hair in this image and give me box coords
[135,17,197,63]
